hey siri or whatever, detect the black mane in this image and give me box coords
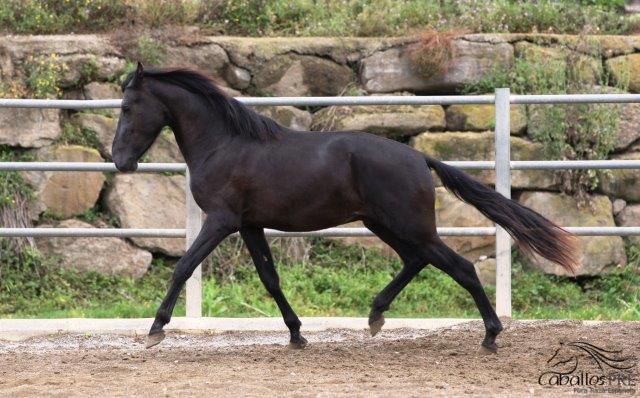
[122,68,282,141]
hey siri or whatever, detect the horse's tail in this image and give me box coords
[425,155,578,273]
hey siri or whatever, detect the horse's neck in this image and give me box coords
[157,85,230,169]
[171,116,222,168]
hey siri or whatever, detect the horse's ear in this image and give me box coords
[135,62,144,81]
[127,62,144,89]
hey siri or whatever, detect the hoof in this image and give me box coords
[480,341,498,354]
[369,314,385,337]
[145,330,166,349]
[288,336,308,349]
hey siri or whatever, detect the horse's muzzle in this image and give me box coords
[114,159,139,173]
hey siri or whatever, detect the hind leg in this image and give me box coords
[423,237,503,352]
[364,221,426,336]
[369,259,424,336]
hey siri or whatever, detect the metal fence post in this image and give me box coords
[494,88,512,318]
[185,169,203,317]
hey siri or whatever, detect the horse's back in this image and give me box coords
[329,131,438,239]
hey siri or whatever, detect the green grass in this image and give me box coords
[0,0,638,36]
[0,251,184,318]
[202,244,476,318]
[200,246,640,320]
[511,253,640,320]
[1,240,639,321]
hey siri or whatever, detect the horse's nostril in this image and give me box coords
[123,162,138,172]
[114,158,138,173]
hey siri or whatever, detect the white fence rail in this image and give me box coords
[3,90,640,319]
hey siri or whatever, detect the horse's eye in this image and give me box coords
[121,105,130,112]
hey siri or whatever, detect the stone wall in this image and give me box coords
[2,33,640,278]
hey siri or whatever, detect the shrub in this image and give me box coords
[0,146,35,263]
[0,147,33,210]
[135,35,167,66]
[409,30,459,78]
[24,53,68,99]
[0,80,28,99]
[445,0,633,35]
[79,56,100,86]
[57,121,102,150]
[133,0,200,28]
[0,0,128,34]
[463,38,626,202]
[1,0,638,36]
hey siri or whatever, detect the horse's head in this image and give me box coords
[547,341,637,375]
[547,342,579,374]
[112,62,170,172]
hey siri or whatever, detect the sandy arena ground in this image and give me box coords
[0,320,638,397]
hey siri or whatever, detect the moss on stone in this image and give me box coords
[311,105,445,136]
[606,54,640,92]
[445,104,526,134]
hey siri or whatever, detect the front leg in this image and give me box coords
[146,211,239,348]
[240,226,307,349]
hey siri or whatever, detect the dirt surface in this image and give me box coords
[0,320,638,397]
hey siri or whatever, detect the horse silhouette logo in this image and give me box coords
[548,341,637,373]
[539,341,637,390]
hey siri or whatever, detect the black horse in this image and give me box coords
[112,63,577,352]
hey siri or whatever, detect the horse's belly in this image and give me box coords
[254,211,361,232]
[243,186,362,232]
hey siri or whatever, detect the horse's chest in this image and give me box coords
[187,173,237,211]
